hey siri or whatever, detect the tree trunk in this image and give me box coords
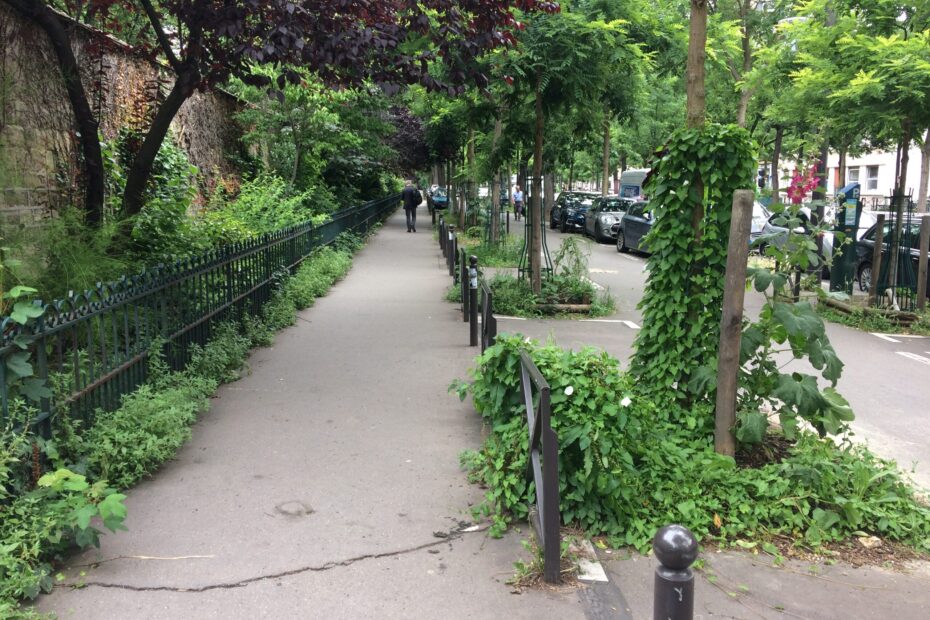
[736,90,752,128]
[918,128,930,213]
[466,130,476,226]
[888,117,913,302]
[530,77,545,294]
[568,154,575,190]
[122,68,199,217]
[490,117,503,243]
[602,115,611,196]
[7,0,104,224]
[771,125,783,202]
[735,0,753,128]
[544,169,554,219]
[838,148,847,190]
[290,139,302,185]
[685,0,708,128]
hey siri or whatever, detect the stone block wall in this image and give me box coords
[0,4,241,225]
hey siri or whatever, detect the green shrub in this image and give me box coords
[454,335,930,552]
[487,274,539,317]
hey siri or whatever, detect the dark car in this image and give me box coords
[854,217,930,296]
[584,196,634,242]
[613,201,653,254]
[550,192,598,231]
[427,187,449,211]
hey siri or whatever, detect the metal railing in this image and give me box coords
[0,194,401,437]
[520,349,560,583]
[480,280,497,353]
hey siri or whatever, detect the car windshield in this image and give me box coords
[433,188,447,198]
[602,199,625,212]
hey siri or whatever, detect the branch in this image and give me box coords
[137,0,181,71]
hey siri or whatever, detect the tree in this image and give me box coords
[3,0,104,224]
[8,0,559,231]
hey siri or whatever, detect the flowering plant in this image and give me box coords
[785,162,820,204]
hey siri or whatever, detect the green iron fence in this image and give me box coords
[0,193,400,439]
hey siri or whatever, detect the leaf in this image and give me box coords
[98,493,129,532]
[22,377,53,401]
[735,411,767,444]
[10,301,44,324]
[6,351,33,378]
[74,505,97,531]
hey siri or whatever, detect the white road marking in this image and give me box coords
[578,319,640,329]
[871,333,901,343]
[576,540,609,583]
[589,268,619,274]
[896,352,930,366]
[582,276,605,290]
[494,315,527,321]
[618,253,641,262]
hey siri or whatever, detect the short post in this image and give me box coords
[916,216,929,311]
[507,211,510,235]
[869,214,885,306]
[432,206,436,226]
[439,218,446,254]
[461,249,469,321]
[448,226,456,277]
[653,525,698,620]
[714,190,753,457]
[469,256,479,346]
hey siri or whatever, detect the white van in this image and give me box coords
[619,169,649,199]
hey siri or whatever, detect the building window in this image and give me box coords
[847,167,860,184]
[866,165,879,191]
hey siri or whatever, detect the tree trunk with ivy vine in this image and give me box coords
[918,128,930,213]
[602,114,611,196]
[771,125,783,201]
[887,117,913,298]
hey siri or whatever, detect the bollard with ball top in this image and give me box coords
[653,524,698,620]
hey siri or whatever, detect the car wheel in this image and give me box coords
[594,222,603,242]
[550,215,557,229]
[616,230,628,253]
[560,218,568,233]
[858,263,872,293]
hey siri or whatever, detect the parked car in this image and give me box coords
[584,196,634,242]
[854,216,930,296]
[613,200,653,254]
[749,201,771,246]
[427,186,449,210]
[549,191,598,230]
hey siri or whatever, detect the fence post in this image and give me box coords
[469,256,479,346]
[869,214,886,306]
[653,525,698,620]
[917,216,929,311]
[461,249,469,322]
[449,226,456,278]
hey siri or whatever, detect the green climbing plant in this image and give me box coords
[631,124,757,407]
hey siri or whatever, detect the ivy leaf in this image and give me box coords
[10,301,44,325]
[6,352,33,379]
[73,505,97,531]
[22,378,53,401]
[736,410,768,444]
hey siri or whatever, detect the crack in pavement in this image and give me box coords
[62,527,475,594]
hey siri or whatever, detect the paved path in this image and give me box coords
[36,208,585,619]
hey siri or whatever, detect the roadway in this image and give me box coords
[534,226,930,488]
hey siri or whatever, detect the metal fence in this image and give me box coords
[0,194,400,437]
[520,349,560,583]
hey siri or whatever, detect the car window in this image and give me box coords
[628,205,643,217]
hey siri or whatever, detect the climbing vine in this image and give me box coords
[631,124,756,406]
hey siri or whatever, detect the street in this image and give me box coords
[528,227,930,488]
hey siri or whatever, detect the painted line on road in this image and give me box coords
[494,315,528,321]
[582,276,605,291]
[896,352,930,366]
[576,539,609,583]
[618,254,641,262]
[579,319,641,329]
[872,333,929,343]
[589,268,619,274]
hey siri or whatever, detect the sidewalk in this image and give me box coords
[35,208,585,619]
[35,208,930,619]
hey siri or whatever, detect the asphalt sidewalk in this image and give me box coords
[35,208,585,619]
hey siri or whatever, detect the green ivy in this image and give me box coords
[631,124,756,406]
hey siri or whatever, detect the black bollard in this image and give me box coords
[469,256,479,346]
[448,226,456,277]
[461,249,468,322]
[506,211,510,235]
[439,218,446,254]
[653,525,698,620]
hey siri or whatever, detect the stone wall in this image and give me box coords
[0,4,241,225]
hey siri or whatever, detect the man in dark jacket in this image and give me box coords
[402,180,421,233]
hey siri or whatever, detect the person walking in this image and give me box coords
[513,185,524,221]
[402,179,421,232]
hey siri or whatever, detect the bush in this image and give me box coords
[454,335,930,552]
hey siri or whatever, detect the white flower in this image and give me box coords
[564,386,574,396]
[620,396,632,407]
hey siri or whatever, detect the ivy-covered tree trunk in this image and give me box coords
[5,0,104,225]
[490,117,503,243]
[686,0,708,129]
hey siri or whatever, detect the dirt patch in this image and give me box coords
[735,433,794,468]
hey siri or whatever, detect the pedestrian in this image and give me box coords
[513,185,524,221]
[402,179,421,233]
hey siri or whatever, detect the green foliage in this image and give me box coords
[631,124,757,405]
[817,305,930,337]
[285,247,354,310]
[454,335,930,553]
[487,274,540,317]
